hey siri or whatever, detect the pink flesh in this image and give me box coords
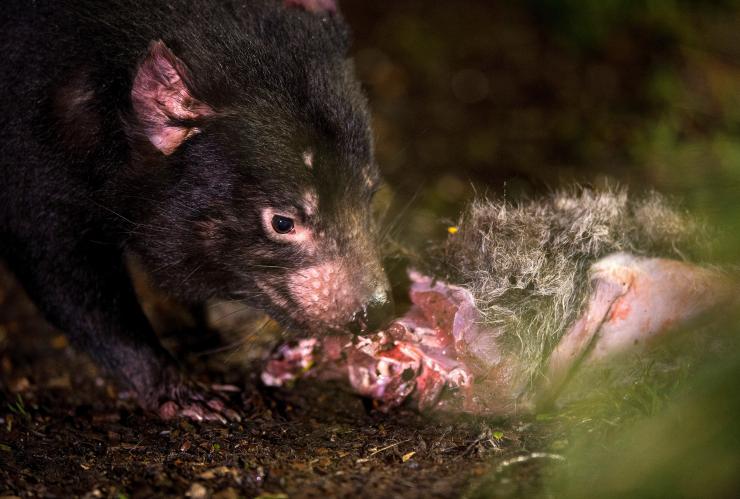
[586,255,729,359]
[262,254,733,415]
[540,253,733,405]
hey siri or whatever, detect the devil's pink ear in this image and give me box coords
[131,40,213,155]
[285,0,337,14]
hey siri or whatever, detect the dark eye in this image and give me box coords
[271,215,295,234]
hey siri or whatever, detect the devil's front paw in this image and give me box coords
[157,383,242,424]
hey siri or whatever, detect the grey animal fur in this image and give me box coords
[434,186,708,386]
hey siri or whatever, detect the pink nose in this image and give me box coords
[346,287,394,335]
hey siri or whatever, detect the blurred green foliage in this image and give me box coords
[546,314,740,499]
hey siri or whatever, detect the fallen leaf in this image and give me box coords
[47,374,71,389]
[213,488,239,499]
[50,335,69,349]
[10,377,30,393]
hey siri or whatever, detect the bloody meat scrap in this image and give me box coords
[262,270,492,412]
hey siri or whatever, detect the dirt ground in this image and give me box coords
[0,266,556,498]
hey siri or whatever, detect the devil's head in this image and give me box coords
[121,0,393,335]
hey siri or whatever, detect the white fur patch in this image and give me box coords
[302,191,319,217]
[302,150,314,169]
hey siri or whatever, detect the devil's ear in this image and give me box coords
[284,0,337,14]
[131,40,213,155]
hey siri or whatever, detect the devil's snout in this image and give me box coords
[287,260,394,334]
[347,285,395,335]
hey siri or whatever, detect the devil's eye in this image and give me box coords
[271,215,295,234]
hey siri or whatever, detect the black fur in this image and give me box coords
[0,0,385,412]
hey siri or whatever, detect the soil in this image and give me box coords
[0,266,552,498]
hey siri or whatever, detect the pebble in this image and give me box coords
[185,483,208,499]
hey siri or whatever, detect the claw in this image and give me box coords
[222,407,242,422]
[156,386,241,424]
[158,400,180,420]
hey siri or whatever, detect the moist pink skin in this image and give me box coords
[262,254,734,415]
[287,261,361,332]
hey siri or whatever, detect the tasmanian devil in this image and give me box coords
[0,0,394,421]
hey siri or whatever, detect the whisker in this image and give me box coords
[248,264,293,271]
[210,302,261,324]
[224,322,277,363]
[151,257,186,275]
[196,317,273,357]
[179,263,204,287]
[91,200,170,233]
[379,186,423,242]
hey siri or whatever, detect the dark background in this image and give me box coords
[343,0,740,255]
[2,1,740,497]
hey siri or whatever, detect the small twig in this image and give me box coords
[357,438,411,462]
[127,438,145,456]
[495,452,565,473]
[368,438,410,457]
